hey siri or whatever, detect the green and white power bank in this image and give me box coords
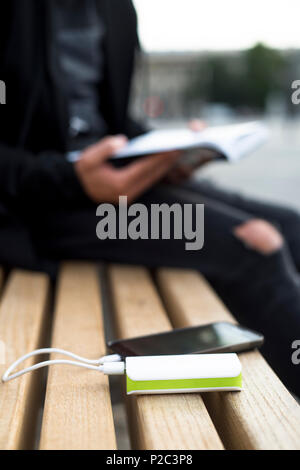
[2,349,243,396]
[125,354,242,395]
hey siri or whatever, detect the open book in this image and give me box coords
[112,121,269,163]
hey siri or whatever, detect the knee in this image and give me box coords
[234,219,284,255]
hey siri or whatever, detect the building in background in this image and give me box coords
[131,45,300,126]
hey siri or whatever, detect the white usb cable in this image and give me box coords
[2,349,124,383]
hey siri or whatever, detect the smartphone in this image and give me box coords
[107,322,264,357]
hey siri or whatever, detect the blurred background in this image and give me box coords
[130,0,300,210]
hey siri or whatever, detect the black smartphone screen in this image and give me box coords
[107,322,264,357]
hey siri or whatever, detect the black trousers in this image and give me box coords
[5,180,300,396]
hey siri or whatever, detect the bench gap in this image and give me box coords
[99,264,132,451]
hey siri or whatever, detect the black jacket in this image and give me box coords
[0,0,145,210]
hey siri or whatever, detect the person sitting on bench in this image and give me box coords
[0,0,299,397]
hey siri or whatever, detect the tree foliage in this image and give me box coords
[186,43,287,111]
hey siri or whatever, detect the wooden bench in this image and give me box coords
[0,262,299,450]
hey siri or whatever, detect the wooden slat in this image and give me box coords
[39,263,116,450]
[108,264,224,450]
[0,270,50,450]
[157,268,300,450]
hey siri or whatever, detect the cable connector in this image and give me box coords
[101,362,125,375]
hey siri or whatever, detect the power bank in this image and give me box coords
[125,353,242,395]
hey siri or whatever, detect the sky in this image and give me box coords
[133,0,300,52]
